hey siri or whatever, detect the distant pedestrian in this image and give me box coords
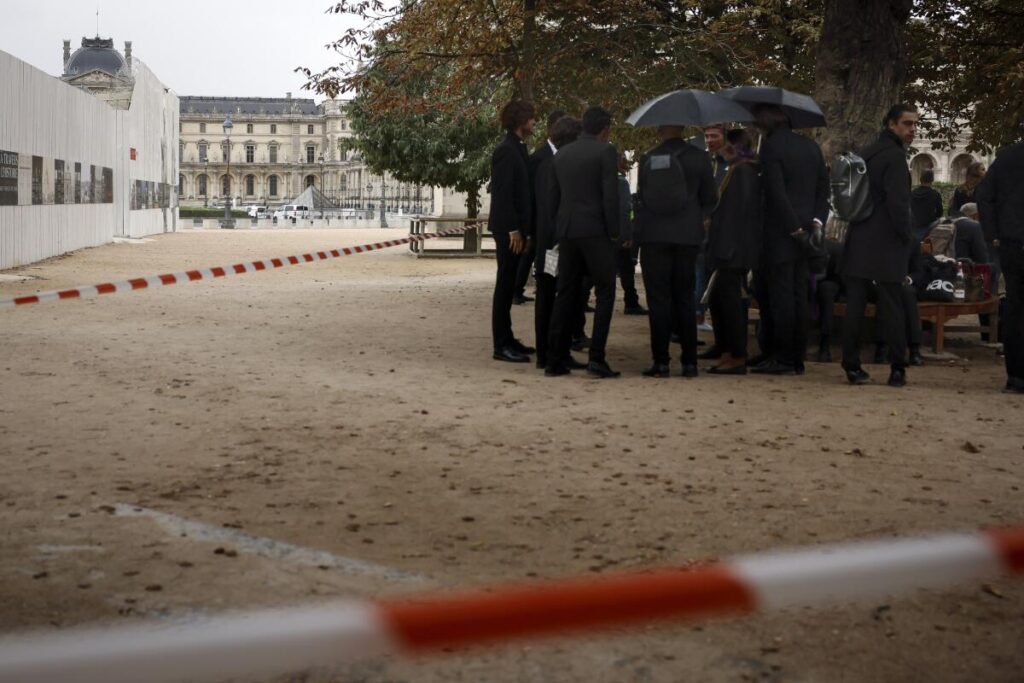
[949,161,986,215]
[911,169,943,241]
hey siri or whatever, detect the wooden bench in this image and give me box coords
[832,298,999,354]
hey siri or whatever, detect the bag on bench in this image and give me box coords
[917,255,957,303]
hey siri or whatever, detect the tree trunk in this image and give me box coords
[813,0,912,161]
[516,0,537,102]
[465,185,480,219]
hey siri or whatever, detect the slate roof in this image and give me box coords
[180,96,319,116]
[64,38,128,77]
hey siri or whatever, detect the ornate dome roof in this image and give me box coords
[64,37,128,77]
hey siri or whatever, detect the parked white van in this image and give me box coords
[246,206,268,219]
[272,205,310,220]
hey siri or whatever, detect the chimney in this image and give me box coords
[286,92,292,99]
[63,40,71,66]
[124,41,132,68]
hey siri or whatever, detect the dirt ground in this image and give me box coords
[1,228,1021,683]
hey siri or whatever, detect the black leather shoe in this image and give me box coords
[641,363,670,378]
[1003,377,1024,394]
[493,347,529,363]
[544,363,571,377]
[873,344,890,365]
[571,335,590,352]
[697,346,722,360]
[512,294,534,305]
[681,364,699,378]
[845,367,871,385]
[707,365,747,375]
[815,347,832,363]
[750,360,796,375]
[887,367,907,387]
[510,338,535,355]
[564,355,587,370]
[746,354,769,367]
[587,361,621,378]
[908,347,924,366]
[624,305,648,315]
[795,363,806,376]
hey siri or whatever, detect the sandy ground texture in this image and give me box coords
[1,228,1022,683]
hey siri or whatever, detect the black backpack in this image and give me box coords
[830,152,873,223]
[640,149,688,216]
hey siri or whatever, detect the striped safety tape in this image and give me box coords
[0,225,473,308]
[0,527,1020,683]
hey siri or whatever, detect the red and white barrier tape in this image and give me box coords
[0,225,472,308]
[0,527,1020,683]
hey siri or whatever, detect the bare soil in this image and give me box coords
[1,228,1021,683]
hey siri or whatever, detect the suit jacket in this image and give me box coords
[527,142,554,237]
[841,129,913,283]
[953,217,990,263]
[550,133,621,241]
[635,138,716,246]
[759,128,829,264]
[708,159,763,270]
[533,154,559,272]
[977,141,1024,244]
[487,132,531,236]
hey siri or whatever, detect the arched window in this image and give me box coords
[245,175,255,196]
[910,154,936,186]
[305,175,316,188]
[950,154,975,185]
[221,175,231,196]
[197,174,208,197]
[268,175,279,197]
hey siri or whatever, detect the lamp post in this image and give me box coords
[220,116,234,228]
[378,174,388,228]
[366,181,373,220]
[318,152,326,218]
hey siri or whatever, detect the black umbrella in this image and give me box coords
[626,89,755,128]
[718,86,827,128]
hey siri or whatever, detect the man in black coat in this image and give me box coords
[953,203,990,264]
[750,105,830,375]
[911,169,944,242]
[545,106,625,378]
[977,131,1024,393]
[488,100,536,363]
[635,125,717,378]
[840,103,919,387]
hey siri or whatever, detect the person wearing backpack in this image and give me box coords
[840,103,918,387]
[977,129,1024,394]
[750,104,830,376]
[635,125,717,378]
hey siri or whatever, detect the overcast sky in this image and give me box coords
[0,0,366,100]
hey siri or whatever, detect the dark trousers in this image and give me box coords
[514,240,535,296]
[617,246,640,308]
[491,232,521,350]
[842,276,907,370]
[768,258,810,367]
[534,272,556,366]
[753,266,774,358]
[707,267,748,358]
[641,243,699,365]
[548,237,617,363]
[1001,242,1024,381]
[817,279,840,342]
[876,284,922,349]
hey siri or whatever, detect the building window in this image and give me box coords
[340,120,347,131]
[200,122,206,133]
[178,175,185,197]
[246,123,253,134]
[179,142,184,161]
[222,142,230,162]
[198,143,207,163]
[306,145,315,163]
[307,124,314,135]
[270,124,277,134]
[269,145,278,163]
[222,175,231,196]
[246,144,255,163]
[269,175,278,196]
[198,174,208,196]
[305,175,315,187]
[245,175,255,196]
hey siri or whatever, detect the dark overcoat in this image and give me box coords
[707,159,764,271]
[635,138,716,246]
[841,129,913,283]
[759,128,829,265]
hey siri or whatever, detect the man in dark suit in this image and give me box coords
[635,125,717,378]
[977,129,1024,393]
[545,106,624,378]
[841,103,919,387]
[488,100,536,363]
[751,105,830,375]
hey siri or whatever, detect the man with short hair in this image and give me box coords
[840,103,919,387]
[911,168,944,241]
[488,99,536,363]
[545,106,623,378]
[977,128,1024,393]
[952,203,990,264]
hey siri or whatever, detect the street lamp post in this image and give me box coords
[378,174,388,229]
[366,181,373,221]
[220,116,234,229]
[318,152,326,218]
